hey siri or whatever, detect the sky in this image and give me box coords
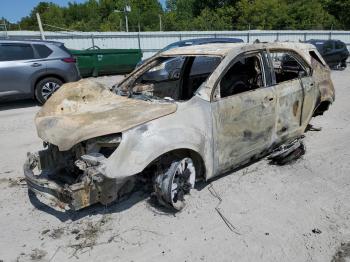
[1,0,167,23]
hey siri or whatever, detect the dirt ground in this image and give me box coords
[0,71,349,262]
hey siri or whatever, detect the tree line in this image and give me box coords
[2,0,350,32]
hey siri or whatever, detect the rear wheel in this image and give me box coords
[154,157,196,211]
[35,77,63,104]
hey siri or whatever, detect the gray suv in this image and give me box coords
[0,40,80,104]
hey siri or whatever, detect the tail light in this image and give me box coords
[61,57,76,63]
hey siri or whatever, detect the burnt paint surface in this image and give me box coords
[33,42,335,192]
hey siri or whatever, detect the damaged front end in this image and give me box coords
[24,134,133,210]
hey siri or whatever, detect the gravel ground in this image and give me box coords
[0,71,349,262]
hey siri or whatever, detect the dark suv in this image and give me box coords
[306,39,349,69]
[0,40,80,104]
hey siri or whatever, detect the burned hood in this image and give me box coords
[35,79,177,151]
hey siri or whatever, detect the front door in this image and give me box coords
[211,52,277,174]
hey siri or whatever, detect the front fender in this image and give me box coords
[104,97,213,179]
[104,123,211,179]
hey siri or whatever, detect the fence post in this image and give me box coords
[91,34,95,47]
[276,32,279,42]
[137,32,141,50]
[304,32,307,42]
[179,33,182,41]
[329,31,332,40]
[247,31,250,43]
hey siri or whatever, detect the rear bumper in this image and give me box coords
[24,153,100,210]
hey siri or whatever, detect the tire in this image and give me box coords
[154,157,196,211]
[35,77,63,105]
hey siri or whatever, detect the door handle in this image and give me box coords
[262,96,274,107]
[31,63,42,67]
[264,96,274,101]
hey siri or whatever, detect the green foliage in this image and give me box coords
[5,0,350,31]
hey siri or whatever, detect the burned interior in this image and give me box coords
[117,55,222,101]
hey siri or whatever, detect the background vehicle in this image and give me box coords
[136,37,243,67]
[306,39,349,69]
[0,40,80,104]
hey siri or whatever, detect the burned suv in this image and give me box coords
[25,42,334,211]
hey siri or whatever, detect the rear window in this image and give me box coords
[33,44,53,58]
[335,41,345,50]
[0,44,35,61]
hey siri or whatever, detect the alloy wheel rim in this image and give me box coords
[41,82,61,100]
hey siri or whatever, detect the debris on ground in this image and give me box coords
[331,242,350,262]
[268,138,305,165]
[208,184,240,235]
[29,248,47,260]
[41,229,50,235]
[49,228,64,239]
[306,124,322,132]
[68,215,110,258]
[8,177,26,187]
[311,228,322,234]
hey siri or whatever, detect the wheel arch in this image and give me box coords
[313,100,332,116]
[31,74,66,96]
[147,148,206,181]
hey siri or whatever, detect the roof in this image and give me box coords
[160,42,316,57]
[173,37,244,45]
[0,39,63,45]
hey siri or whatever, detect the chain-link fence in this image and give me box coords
[5,30,350,58]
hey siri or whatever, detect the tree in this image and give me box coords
[321,0,350,29]
[234,0,292,30]
[287,0,338,30]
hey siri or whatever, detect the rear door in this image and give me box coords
[0,43,45,97]
[268,49,314,140]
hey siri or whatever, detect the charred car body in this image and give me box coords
[24,42,334,211]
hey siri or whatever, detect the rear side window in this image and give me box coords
[270,51,309,83]
[0,44,35,61]
[34,44,53,58]
[309,51,325,66]
[324,41,333,52]
[335,41,345,50]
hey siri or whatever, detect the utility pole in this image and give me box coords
[124,3,131,32]
[125,14,128,32]
[36,13,46,40]
[159,14,162,31]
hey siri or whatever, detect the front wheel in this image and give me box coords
[154,157,196,211]
[35,77,63,105]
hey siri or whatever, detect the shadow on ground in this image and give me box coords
[0,99,38,111]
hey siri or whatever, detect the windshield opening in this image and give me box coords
[117,55,222,102]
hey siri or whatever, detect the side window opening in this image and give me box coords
[129,55,221,101]
[270,51,308,83]
[34,44,53,58]
[309,50,325,66]
[220,54,264,98]
[0,44,35,61]
[335,41,344,50]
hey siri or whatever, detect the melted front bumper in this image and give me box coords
[24,153,100,210]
